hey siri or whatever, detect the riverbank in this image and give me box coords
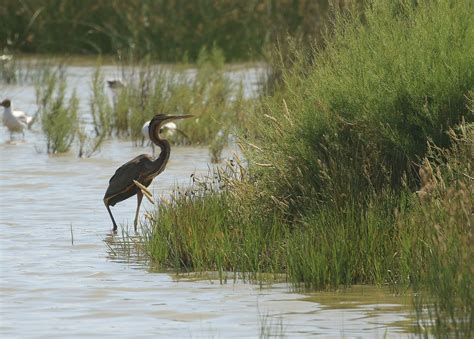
[139,1,474,337]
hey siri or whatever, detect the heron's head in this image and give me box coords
[150,114,193,128]
[0,99,11,108]
[149,114,193,142]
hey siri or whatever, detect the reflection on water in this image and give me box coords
[0,63,415,337]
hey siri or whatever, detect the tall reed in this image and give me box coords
[398,122,473,337]
[1,0,346,61]
[139,1,473,336]
[35,69,79,154]
[88,46,248,160]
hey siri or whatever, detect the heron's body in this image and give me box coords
[104,151,168,207]
[104,113,193,231]
[1,99,32,139]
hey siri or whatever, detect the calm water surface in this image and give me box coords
[0,63,415,338]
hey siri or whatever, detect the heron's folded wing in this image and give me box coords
[105,154,150,197]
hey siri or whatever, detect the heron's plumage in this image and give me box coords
[103,113,193,231]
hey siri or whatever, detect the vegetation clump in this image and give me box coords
[36,69,79,154]
[140,0,473,336]
[402,122,473,337]
[89,46,247,161]
[1,0,349,61]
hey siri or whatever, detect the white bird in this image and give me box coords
[1,99,32,140]
[141,120,177,155]
[107,79,126,108]
[0,55,13,62]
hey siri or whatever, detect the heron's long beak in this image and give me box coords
[162,114,194,123]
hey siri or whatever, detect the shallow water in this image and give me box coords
[0,63,416,338]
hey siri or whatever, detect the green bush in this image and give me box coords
[247,0,474,217]
[1,0,340,61]
[138,1,473,334]
[398,123,473,337]
[36,69,79,153]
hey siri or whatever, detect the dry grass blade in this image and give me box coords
[282,98,293,126]
[133,180,155,204]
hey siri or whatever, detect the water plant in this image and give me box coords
[399,122,473,337]
[35,69,79,154]
[0,55,60,86]
[90,65,113,138]
[139,0,473,336]
[88,46,249,160]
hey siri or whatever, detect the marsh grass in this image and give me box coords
[35,69,79,154]
[2,1,336,61]
[74,65,114,158]
[87,46,249,160]
[90,65,113,137]
[259,311,286,339]
[139,0,473,336]
[245,0,474,219]
[104,227,149,265]
[139,122,472,337]
[139,160,288,281]
[398,123,473,337]
[0,55,57,85]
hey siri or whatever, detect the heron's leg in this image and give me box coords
[134,191,144,231]
[106,204,118,232]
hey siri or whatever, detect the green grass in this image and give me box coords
[398,123,473,337]
[1,0,335,61]
[141,163,287,281]
[246,0,473,217]
[87,46,249,160]
[35,69,79,154]
[139,0,473,336]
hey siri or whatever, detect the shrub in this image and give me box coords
[36,69,79,154]
[246,0,474,217]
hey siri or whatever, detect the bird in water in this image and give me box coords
[107,79,125,101]
[107,79,125,90]
[1,99,32,140]
[104,113,194,232]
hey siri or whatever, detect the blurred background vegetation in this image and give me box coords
[0,0,359,61]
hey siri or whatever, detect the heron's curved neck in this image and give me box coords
[149,120,171,175]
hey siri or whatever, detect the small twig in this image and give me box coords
[70,223,74,246]
[255,162,274,167]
